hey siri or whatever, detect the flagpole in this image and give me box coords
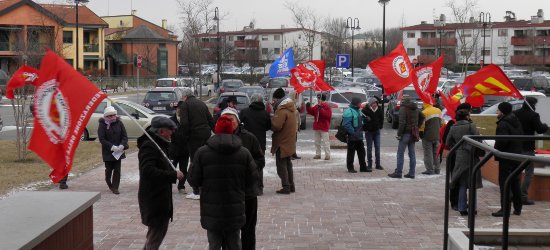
[106,97,178,171]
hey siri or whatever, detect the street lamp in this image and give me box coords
[345,17,360,77]
[74,0,89,71]
[434,15,446,58]
[479,12,492,67]
[544,37,547,66]
[213,7,220,91]
[379,0,390,56]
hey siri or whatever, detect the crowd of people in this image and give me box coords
[86,85,548,249]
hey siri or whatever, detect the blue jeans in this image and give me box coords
[395,133,416,176]
[365,130,381,167]
[458,185,468,212]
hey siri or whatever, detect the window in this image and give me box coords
[407,48,415,55]
[63,31,73,43]
[274,34,281,41]
[498,47,508,56]
[407,32,415,38]
[482,49,491,56]
[261,48,268,55]
[498,29,508,37]
[461,30,472,37]
[262,35,268,41]
[460,49,472,56]
[481,30,491,37]
[274,48,280,54]
[228,36,233,41]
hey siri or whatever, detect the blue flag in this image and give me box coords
[269,48,295,78]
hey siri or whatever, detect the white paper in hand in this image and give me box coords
[112,150,124,160]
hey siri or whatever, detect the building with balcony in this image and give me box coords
[102,14,180,77]
[401,9,550,67]
[195,24,322,65]
[0,0,107,74]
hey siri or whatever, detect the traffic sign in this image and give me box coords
[137,55,142,68]
[336,54,350,68]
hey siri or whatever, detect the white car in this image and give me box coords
[437,78,457,94]
[325,87,368,129]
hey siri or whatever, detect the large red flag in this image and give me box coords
[5,65,40,99]
[368,42,415,95]
[29,51,107,183]
[412,55,444,104]
[461,64,523,103]
[290,61,334,93]
[303,60,334,92]
[439,90,460,119]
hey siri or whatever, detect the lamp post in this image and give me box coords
[379,0,390,56]
[479,12,491,67]
[74,0,89,71]
[434,15,446,58]
[213,7,220,91]
[345,17,360,77]
[544,37,547,67]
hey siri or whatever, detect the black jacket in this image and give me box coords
[137,130,178,227]
[169,114,188,159]
[179,96,213,141]
[495,113,524,164]
[239,101,271,151]
[235,126,264,199]
[97,117,129,162]
[188,134,258,231]
[361,105,384,132]
[513,105,549,151]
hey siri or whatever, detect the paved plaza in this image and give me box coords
[40,128,550,249]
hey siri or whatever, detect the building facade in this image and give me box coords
[401,10,550,67]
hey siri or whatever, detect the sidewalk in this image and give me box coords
[49,137,550,250]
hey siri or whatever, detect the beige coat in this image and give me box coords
[271,98,298,158]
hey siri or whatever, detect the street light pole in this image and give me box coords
[479,12,491,67]
[544,38,547,67]
[346,17,360,77]
[379,0,390,56]
[214,7,220,91]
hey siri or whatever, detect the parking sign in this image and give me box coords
[336,54,349,68]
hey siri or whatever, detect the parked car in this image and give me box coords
[142,87,185,115]
[479,100,524,115]
[205,96,218,114]
[82,99,168,141]
[212,92,250,114]
[218,79,244,94]
[325,87,368,129]
[259,75,271,88]
[266,87,307,130]
[155,78,185,88]
[386,85,422,129]
[238,86,265,98]
[266,77,290,89]
[437,78,457,93]
[512,77,550,96]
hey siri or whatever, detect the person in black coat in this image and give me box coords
[169,101,191,193]
[188,115,258,250]
[239,93,270,194]
[513,97,549,205]
[98,106,128,194]
[492,102,524,217]
[179,88,214,199]
[361,97,384,171]
[138,117,184,249]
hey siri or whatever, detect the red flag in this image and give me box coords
[439,90,459,119]
[303,60,334,92]
[462,64,523,101]
[290,61,334,93]
[5,65,40,99]
[368,42,415,95]
[29,51,107,183]
[412,55,444,104]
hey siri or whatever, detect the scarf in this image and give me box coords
[104,116,118,129]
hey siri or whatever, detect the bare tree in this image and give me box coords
[321,17,346,67]
[446,0,480,73]
[284,1,321,61]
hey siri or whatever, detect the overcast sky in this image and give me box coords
[44,0,548,33]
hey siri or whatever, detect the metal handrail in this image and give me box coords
[443,135,550,250]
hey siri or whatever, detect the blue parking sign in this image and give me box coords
[336,54,350,68]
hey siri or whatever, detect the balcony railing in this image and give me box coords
[510,55,550,65]
[84,44,99,53]
[234,40,259,48]
[511,36,550,46]
[417,37,457,47]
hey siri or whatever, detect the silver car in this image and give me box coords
[325,87,368,129]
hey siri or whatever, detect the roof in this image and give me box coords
[195,27,311,38]
[124,25,166,40]
[401,20,550,31]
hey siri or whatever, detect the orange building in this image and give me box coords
[102,15,180,77]
[0,0,107,74]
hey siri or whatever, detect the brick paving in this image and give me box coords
[41,129,550,249]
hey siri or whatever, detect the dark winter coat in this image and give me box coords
[361,105,384,132]
[98,117,129,162]
[306,102,332,132]
[179,96,213,141]
[188,134,258,231]
[342,104,363,141]
[235,126,264,199]
[494,113,524,166]
[239,101,271,151]
[513,105,549,151]
[169,113,189,159]
[446,120,483,189]
[397,99,425,137]
[137,130,178,227]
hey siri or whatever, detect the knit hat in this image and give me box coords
[272,88,286,99]
[456,102,472,111]
[104,106,117,117]
[498,102,513,115]
[151,116,177,130]
[351,97,362,106]
[214,115,235,134]
[220,107,240,122]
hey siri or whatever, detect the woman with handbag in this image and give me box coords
[445,109,483,216]
[98,106,129,195]
[388,97,424,179]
